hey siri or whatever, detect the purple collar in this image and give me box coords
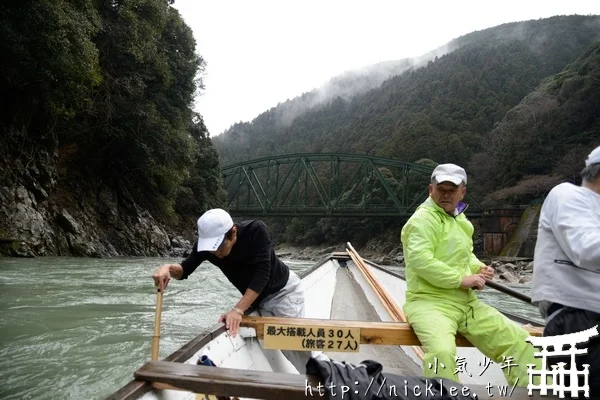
[455,201,468,215]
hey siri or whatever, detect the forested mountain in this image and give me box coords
[470,41,600,203]
[0,1,225,256]
[213,16,600,174]
[213,15,600,248]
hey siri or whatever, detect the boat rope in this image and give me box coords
[346,243,426,361]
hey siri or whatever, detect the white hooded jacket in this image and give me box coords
[531,182,600,319]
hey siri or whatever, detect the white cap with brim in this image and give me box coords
[585,145,600,167]
[431,163,467,186]
[196,208,234,252]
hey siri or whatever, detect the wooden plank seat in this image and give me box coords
[135,361,557,400]
[239,316,543,347]
[135,360,320,400]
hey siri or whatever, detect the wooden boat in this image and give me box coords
[106,249,548,400]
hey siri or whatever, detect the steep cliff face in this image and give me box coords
[0,1,220,257]
[0,146,173,258]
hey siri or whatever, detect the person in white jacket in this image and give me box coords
[532,144,600,396]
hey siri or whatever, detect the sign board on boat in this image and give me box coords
[263,324,360,352]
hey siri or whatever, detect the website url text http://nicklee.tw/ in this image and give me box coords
[305,377,520,398]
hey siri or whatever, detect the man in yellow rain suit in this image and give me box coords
[401,163,540,387]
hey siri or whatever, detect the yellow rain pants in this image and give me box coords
[404,297,540,386]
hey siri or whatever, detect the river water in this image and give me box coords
[0,256,542,400]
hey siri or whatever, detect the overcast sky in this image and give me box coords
[172,1,599,137]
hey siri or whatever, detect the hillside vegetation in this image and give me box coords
[471,41,600,203]
[0,1,225,256]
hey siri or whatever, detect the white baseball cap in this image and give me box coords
[585,145,600,167]
[196,208,234,252]
[431,163,467,186]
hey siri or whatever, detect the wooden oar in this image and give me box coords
[151,283,164,361]
[346,249,396,318]
[346,243,425,361]
[485,279,533,304]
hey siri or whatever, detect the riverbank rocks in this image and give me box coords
[169,235,192,258]
[275,245,338,261]
[0,158,174,257]
[490,259,534,284]
[276,243,534,286]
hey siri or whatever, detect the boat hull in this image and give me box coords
[106,254,543,400]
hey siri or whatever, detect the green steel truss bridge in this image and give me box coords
[222,153,483,218]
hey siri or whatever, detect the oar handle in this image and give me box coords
[485,279,532,304]
[151,286,164,361]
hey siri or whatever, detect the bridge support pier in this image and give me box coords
[479,206,531,256]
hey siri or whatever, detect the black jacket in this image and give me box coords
[180,220,289,307]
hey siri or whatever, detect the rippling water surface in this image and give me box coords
[0,256,540,400]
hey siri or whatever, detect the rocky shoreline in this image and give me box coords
[488,259,533,284]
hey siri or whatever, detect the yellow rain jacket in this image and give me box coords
[401,196,540,387]
[402,197,484,304]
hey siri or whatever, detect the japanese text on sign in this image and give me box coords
[263,324,360,352]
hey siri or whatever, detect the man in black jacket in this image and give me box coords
[152,208,309,372]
